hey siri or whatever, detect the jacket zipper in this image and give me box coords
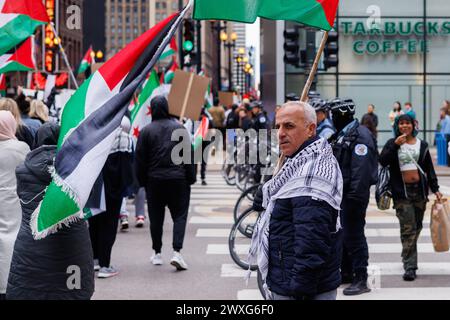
[279,242,286,281]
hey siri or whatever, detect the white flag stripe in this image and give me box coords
[0,53,11,65]
[0,13,17,28]
[84,72,122,117]
[63,129,118,208]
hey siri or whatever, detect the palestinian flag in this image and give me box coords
[193,115,210,150]
[30,10,190,239]
[0,74,6,96]
[194,0,339,31]
[204,82,213,109]
[77,46,94,76]
[159,36,178,61]
[0,0,49,55]
[164,57,178,84]
[0,36,35,74]
[130,69,159,142]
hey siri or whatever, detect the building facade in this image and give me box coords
[280,0,450,146]
[105,0,150,59]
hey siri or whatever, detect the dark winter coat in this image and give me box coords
[6,124,94,300]
[135,96,196,186]
[379,138,439,201]
[267,196,342,298]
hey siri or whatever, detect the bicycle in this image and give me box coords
[228,207,261,271]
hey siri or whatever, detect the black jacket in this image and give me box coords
[135,96,196,186]
[379,138,439,201]
[267,196,342,298]
[331,121,378,204]
[6,144,94,300]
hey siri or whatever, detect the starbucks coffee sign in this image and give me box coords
[340,20,450,55]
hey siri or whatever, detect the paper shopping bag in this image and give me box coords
[430,199,450,252]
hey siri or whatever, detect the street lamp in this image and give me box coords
[211,21,227,92]
[221,31,237,92]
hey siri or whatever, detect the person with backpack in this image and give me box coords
[379,114,441,282]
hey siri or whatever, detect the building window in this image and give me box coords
[156,2,160,9]
[172,2,178,10]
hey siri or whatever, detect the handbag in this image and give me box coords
[375,166,392,210]
[430,198,450,252]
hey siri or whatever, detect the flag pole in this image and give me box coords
[49,22,79,89]
[300,31,328,102]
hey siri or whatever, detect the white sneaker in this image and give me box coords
[151,253,163,265]
[94,259,100,271]
[97,266,119,278]
[170,251,188,271]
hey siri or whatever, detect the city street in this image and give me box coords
[93,153,450,300]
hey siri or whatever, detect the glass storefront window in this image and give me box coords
[340,0,423,17]
[427,0,450,17]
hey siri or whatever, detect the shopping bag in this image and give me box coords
[430,199,450,252]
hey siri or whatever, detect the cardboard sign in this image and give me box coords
[168,70,210,120]
[219,91,234,107]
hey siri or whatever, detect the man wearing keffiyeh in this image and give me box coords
[248,101,343,300]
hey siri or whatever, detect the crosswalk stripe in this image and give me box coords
[207,243,440,255]
[190,217,234,224]
[221,264,256,278]
[197,228,431,238]
[236,288,450,300]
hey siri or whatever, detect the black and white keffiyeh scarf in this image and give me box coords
[247,137,343,299]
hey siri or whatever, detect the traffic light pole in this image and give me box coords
[305,30,317,92]
[300,31,328,102]
[196,20,202,74]
[178,0,184,68]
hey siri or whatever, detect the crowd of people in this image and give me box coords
[0,87,446,301]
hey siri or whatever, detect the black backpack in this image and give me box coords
[375,166,392,210]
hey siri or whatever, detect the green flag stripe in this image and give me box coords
[194,0,332,30]
[0,61,33,73]
[77,60,90,75]
[35,181,80,234]
[0,15,45,54]
[56,76,91,148]
[131,70,159,123]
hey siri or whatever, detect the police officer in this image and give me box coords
[310,98,336,141]
[328,98,378,296]
[250,101,269,184]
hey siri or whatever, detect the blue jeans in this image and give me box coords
[271,289,337,301]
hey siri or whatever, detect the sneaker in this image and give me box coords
[151,253,163,265]
[135,216,145,228]
[97,266,119,279]
[120,216,129,231]
[201,180,207,186]
[94,259,100,272]
[403,269,416,281]
[170,251,188,271]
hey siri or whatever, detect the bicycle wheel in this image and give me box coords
[224,164,236,186]
[233,184,259,223]
[228,208,259,271]
[235,166,248,192]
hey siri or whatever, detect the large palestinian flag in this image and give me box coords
[194,0,339,31]
[30,9,190,239]
[0,36,35,74]
[77,46,94,76]
[0,0,49,55]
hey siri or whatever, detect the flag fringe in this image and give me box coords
[30,166,85,240]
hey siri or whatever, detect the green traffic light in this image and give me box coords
[183,40,194,52]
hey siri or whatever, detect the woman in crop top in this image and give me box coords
[380,114,441,282]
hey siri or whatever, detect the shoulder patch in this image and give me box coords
[259,117,266,124]
[355,144,368,156]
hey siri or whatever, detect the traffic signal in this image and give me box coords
[283,27,300,67]
[183,19,195,66]
[323,30,339,70]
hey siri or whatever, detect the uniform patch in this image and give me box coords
[355,144,368,156]
[259,117,266,124]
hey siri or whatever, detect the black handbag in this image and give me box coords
[375,166,392,210]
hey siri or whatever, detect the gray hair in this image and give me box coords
[281,101,317,126]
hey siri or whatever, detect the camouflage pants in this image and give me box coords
[394,183,426,271]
